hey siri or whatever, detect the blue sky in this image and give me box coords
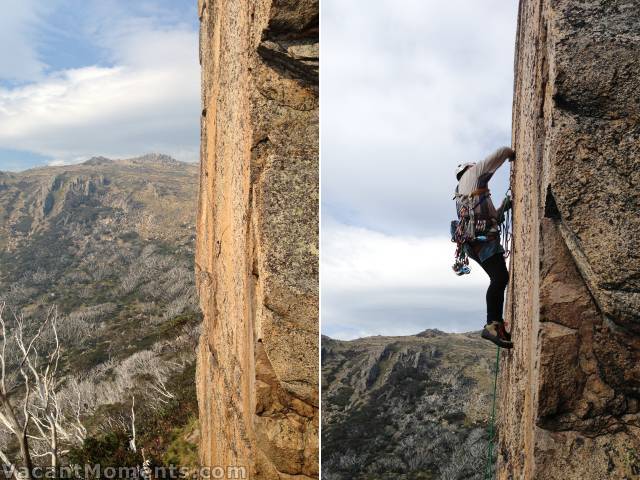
[321,0,519,339]
[0,0,199,171]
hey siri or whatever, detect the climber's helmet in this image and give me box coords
[455,162,475,181]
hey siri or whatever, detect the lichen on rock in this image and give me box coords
[499,1,640,478]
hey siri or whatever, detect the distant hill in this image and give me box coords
[0,155,201,466]
[322,331,498,480]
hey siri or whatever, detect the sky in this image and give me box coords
[1,0,519,339]
[321,0,519,339]
[0,0,199,171]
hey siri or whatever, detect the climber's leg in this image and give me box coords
[480,253,509,324]
[479,253,512,348]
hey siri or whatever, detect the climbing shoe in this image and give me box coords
[495,321,512,342]
[482,322,513,349]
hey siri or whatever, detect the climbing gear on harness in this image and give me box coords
[499,189,513,258]
[452,251,470,276]
[481,322,513,349]
[451,186,512,274]
[484,346,501,480]
[451,187,497,275]
[450,218,471,275]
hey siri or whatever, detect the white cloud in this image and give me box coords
[0,4,200,164]
[321,0,518,235]
[321,218,494,339]
[0,0,47,82]
[322,218,485,291]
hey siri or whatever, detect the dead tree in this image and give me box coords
[0,302,84,476]
[15,307,63,470]
[0,303,41,479]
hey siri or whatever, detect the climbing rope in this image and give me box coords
[484,346,501,480]
[484,162,515,479]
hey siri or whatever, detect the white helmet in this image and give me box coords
[455,162,475,180]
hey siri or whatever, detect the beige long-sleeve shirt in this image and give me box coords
[455,146,514,222]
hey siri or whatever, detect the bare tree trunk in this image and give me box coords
[1,402,32,480]
[51,419,58,476]
[16,431,33,480]
[0,303,75,477]
[130,396,137,453]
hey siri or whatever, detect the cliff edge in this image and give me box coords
[195,0,319,478]
[500,1,640,478]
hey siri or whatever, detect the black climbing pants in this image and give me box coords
[479,253,509,324]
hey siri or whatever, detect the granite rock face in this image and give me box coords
[195,0,318,478]
[499,1,640,478]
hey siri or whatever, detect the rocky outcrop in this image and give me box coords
[322,332,496,479]
[0,158,201,465]
[499,1,640,478]
[0,155,196,250]
[195,0,318,478]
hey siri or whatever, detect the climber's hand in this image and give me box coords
[497,196,512,223]
[502,195,512,212]
[509,150,516,162]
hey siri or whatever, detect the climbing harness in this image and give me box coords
[451,187,512,275]
[451,188,492,275]
[484,347,501,480]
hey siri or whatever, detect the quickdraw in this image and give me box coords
[500,189,513,258]
[451,188,512,276]
[452,240,471,276]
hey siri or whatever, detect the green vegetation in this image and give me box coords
[0,158,201,470]
[68,432,142,470]
[322,334,495,479]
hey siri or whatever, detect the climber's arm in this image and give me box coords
[474,146,515,183]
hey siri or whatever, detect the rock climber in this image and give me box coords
[454,146,515,349]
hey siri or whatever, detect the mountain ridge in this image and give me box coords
[0,153,196,174]
[322,328,482,342]
[322,329,496,480]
